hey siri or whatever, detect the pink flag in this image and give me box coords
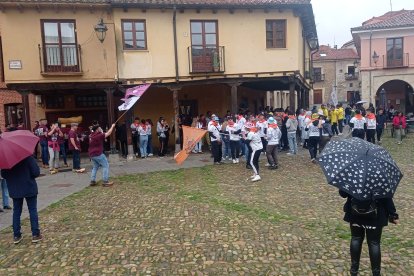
[123,83,151,100]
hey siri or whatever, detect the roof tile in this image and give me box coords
[352,9,414,31]
[314,45,359,61]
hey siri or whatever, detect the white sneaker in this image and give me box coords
[250,174,256,179]
[265,163,270,167]
[192,150,197,153]
[251,175,261,182]
[339,133,343,136]
[148,153,153,157]
[236,158,239,163]
[287,152,293,155]
[232,159,237,164]
[198,151,203,153]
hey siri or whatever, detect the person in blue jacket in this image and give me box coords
[1,156,42,244]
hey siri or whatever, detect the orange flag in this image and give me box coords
[174,126,207,165]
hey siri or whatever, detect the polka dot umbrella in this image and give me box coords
[318,137,403,200]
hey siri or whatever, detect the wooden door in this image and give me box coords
[191,21,218,73]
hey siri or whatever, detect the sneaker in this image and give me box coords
[339,133,343,136]
[74,168,86,173]
[63,164,69,167]
[4,206,12,210]
[265,163,270,167]
[148,153,153,157]
[250,174,257,179]
[14,236,23,244]
[232,159,237,164]
[311,159,317,164]
[198,151,203,153]
[246,164,253,170]
[192,150,197,153]
[236,158,239,163]
[286,152,293,155]
[251,175,261,182]
[0,208,3,212]
[90,181,97,186]
[102,181,114,187]
[32,234,43,243]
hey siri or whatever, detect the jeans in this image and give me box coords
[331,123,339,136]
[229,140,240,159]
[223,139,230,158]
[72,150,81,170]
[12,196,40,238]
[240,140,246,156]
[140,135,148,157]
[40,140,49,165]
[287,132,297,154]
[60,142,67,164]
[345,115,351,125]
[350,225,382,276]
[147,135,153,154]
[1,179,10,207]
[48,147,60,169]
[91,153,110,182]
[194,140,203,152]
[308,136,320,160]
[266,144,278,166]
[211,141,222,163]
[338,119,344,133]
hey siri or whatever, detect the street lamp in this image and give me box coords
[308,36,319,50]
[372,51,379,65]
[94,18,108,43]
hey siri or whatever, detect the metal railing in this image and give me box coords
[188,46,225,73]
[313,73,325,82]
[38,44,82,73]
[384,53,409,68]
[345,72,359,80]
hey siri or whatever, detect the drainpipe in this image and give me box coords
[173,5,179,82]
[369,29,373,104]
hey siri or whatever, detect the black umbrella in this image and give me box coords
[318,137,403,200]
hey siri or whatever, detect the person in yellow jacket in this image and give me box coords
[337,104,345,135]
[331,107,339,136]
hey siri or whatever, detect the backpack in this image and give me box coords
[351,198,377,219]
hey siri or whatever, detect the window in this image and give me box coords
[41,20,79,72]
[350,83,353,88]
[386,38,403,67]
[190,20,219,73]
[45,95,64,109]
[122,20,147,50]
[313,67,323,82]
[313,89,323,104]
[347,66,355,75]
[266,20,286,48]
[75,95,106,108]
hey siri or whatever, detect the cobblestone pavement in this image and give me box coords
[0,135,413,275]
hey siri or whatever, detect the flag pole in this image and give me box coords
[114,110,128,125]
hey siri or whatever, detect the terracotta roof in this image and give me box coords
[352,9,414,31]
[5,0,310,4]
[313,45,359,61]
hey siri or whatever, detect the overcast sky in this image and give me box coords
[311,0,414,47]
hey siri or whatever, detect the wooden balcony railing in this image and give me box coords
[38,44,83,74]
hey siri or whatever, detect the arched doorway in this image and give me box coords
[376,80,414,114]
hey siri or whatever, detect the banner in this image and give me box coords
[123,83,151,100]
[118,96,140,111]
[174,126,207,165]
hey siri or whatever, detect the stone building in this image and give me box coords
[312,44,360,106]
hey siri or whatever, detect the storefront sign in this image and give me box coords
[9,60,22,69]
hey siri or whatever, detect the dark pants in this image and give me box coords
[132,134,140,155]
[239,140,245,156]
[33,142,39,159]
[319,136,330,154]
[12,196,40,238]
[211,141,222,163]
[350,225,382,276]
[281,129,289,149]
[40,140,49,165]
[246,144,252,167]
[250,149,261,175]
[229,140,240,160]
[119,140,128,157]
[338,119,344,133]
[366,129,376,144]
[158,137,167,156]
[72,149,81,170]
[332,123,339,136]
[266,144,278,166]
[376,128,383,142]
[352,129,365,140]
[308,136,320,160]
[260,137,268,153]
[59,142,67,165]
[147,135,153,154]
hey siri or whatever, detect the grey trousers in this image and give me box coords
[48,147,60,169]
[266,144,279,166]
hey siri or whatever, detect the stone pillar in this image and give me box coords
[289,82,296,113]
[305,89,310,109]
[297,89,302,111]
[19,90,31,130]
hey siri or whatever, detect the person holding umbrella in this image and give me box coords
[0,130,42,244]
[319,138,402,276]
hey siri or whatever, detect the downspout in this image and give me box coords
[173,5,179,82]
[310,46,319,109]
[369,29,373,104]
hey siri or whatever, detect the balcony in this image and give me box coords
[383,53,409,69]
[38,44,83,75]
[313,73,325,82]
[345,72,359,80]
[188,46,225,74]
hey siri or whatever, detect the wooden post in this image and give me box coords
[105,88,116,153]
[171,87,181,153]
[229,82,241,114]
[289,82,296,113]
[19,90,31,130]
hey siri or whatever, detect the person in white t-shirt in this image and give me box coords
[208,116,222,164]
[365,108,377,144]
[244,123,263,182]
[350,110,366,139]
[225,117,242,163]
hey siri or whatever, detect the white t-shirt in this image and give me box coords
[138,125,148,136]
[350,116,366,129]
[267,126,281,145]
[226,124,241,141]
[256,120,268,138]
[247,131,263,151]
[208,124,221,142]
[366,116,377,130]
[237,117,246,133]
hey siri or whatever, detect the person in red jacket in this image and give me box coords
[392,111,406,145]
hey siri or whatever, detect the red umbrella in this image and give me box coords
[0,130,39,169]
